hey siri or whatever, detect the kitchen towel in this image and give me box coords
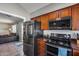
[58,47,67,56]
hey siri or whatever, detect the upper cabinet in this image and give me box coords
[58,7,72,18]
[31,15,48,30]
[31,4,79,30]
[36,16,41,22]
[31,17,36,21]
[41,14,49,30]
[31,16,41,22]
[48,7,72,20]
[72,4,79,30]
[48,11,59,20]
[31,16,41,30]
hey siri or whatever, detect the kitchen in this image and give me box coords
[0,3,79,56]
[23,3,79,56]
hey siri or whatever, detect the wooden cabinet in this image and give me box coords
[31,15,49,30]
[37,38,46,56]
[72,4,79,30]
[48,11,58,20]
[31,16,41,22]
[36,16,41,22]
[31,4,79,30]
[31,7,72,30]
[73,49,79,56]
[31,17,36,21]
[59,7,72,18]
[41,14,49,30]
[48,7,71,20]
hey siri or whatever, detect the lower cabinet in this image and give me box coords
[73,49,79,56]
[37,38,46,56]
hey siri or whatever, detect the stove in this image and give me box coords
[47,33,71,48]
[46,33,72,56]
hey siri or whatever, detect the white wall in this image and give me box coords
[44,30,79,39]
[0,23,11,35]
[0,3,30,21]
[31,3,76,18]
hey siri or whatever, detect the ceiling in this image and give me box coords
[19,3,50,13]
[0,13,22,25]
[0,3,50,24]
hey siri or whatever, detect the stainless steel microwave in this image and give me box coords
[49,16,72,30]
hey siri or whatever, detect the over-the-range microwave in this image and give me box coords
[49,16,72,30]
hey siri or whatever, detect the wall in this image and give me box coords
[0,3,30,21]
[0,23,11,35]
[31,3,76,18]
[44,30,79,39]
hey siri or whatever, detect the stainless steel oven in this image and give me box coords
[46,44,72,56]
[46,33,72,56]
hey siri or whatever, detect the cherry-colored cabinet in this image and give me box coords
[73,49,79,56]
[31,4,79,31]
[40,14,49,30]
[48,11,59,20]
[31,7,72,30]
[36,16,41,22]
[31,16,41,22]
[58,7,72,18]
[48,7,71,20]
[37,38,46,56]
[31,17,36,21]
[72,4,79,30]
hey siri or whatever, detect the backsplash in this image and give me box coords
[43,30,79,39]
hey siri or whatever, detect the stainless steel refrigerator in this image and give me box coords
[23,20,42,56]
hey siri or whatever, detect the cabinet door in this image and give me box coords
[73,49,79,56]
[59,7,71,18]
[36,16,41,22]
[72,4,79,30]
[41,14,49,30]
[48,11,59,20]
[37,38,46,56]
[31,18,36,21]
[35,16,41,30]
[31,16,41,21]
